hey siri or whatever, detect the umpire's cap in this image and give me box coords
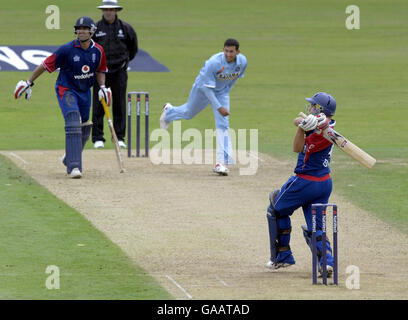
[97,0,123,11]
[306,92,336,116]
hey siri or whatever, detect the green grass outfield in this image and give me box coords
[0,153,172,299]
[0,0,407,298]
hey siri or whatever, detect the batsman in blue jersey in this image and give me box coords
[159,38,247,176]
[14,17,112,179]
[265,92,337,278]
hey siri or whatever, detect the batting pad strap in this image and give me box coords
[278,227,292,235]
[316,235,330,245]
[278,245,291,252]
[82,120,93,127]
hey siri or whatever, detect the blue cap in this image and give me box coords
[306,92,336,116]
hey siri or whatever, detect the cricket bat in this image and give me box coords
[299,112,376,169]
[101,98,125,173]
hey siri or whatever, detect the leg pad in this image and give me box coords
[81,120,92,150]
[65,111,82,173]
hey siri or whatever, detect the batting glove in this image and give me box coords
[299,114,318,132]
[316,113,330,130]
[98,85,112,106]
[14,80,34,100]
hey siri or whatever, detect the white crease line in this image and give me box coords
[215,275,229,287]
[165,275,192,299]
[8,152,29,165]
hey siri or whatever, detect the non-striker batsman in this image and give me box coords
[14,16,112,179]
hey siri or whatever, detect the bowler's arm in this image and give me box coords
[201,86,230,117]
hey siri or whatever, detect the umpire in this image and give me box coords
[92,0,138,149]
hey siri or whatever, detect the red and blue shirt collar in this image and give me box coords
[74,39,95,49]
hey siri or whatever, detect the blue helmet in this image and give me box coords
[305,92,336,116]
[74,16,97,35]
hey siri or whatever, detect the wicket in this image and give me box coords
[311,203,338,285]
[127,91,149,158]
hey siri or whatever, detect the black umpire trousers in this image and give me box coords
[92,68,128,143]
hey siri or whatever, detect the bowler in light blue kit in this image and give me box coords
[160,38,247,175]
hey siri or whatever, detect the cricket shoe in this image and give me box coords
[68,168,82,179]
[265,260,295,270]
[94,141,104,149]
[319,264,333,278]
[213,163,229,176]
[266,251,296,270]
[159,103,171,130]
[118,141,126,149]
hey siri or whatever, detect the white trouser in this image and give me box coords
[165,85,234,165]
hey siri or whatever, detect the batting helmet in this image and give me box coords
[305,92,336,116]
[74,16,97,36]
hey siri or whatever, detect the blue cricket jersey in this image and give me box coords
[42,39,107,93]
[294,120,336,178]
